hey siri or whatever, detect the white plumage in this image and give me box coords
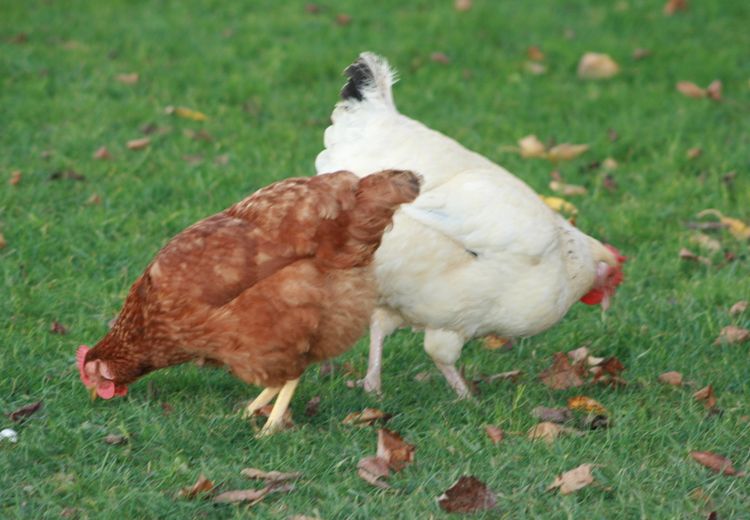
[316,52,623,397]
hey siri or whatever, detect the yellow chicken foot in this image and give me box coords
[258,378,299,437]
[243,386,281,419]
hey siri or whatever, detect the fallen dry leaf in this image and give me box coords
[438,476,497,513]
[357,456,391,489]
[706,80,722,101]
[687,147,702,160]
[50,170,85,181]
[377,429,415,472]
[519,134,547,158]
[1,234,8,249]
[8,401,43,422]
[690,451,744,476]
[729,301,748,316]
[9,170,22,185]
[539,352,585,390]
[632,48,652,60]
[104,434,127,445]
[527,45,545,62]
[568,396,608,415]
[483,335,511,350]
[689,233,721,252]
[549,180,587,196]
[532,406,573,424]
[577,53,619,79]
[213,483,293,504]
[165,106,209,121]
[546,143,589,162]
[178,474,214,499]
[430,52,451,64]
[602,173,618,192]
[590,356,627,386]
[602,157,619,171]
[697,209,750,240]
[342,408,391,427]
[484,426,504,444]
[567,346,589,364]
[454,0,472,12]
[127,138,150,151]
[694,385,717,410]
[679,248,711,266]
[182,154,203,165]
[664,0,688,15]
[335,13,352,25]
[714,326,750,345]
[50,321,68,335]
[524,62,547,75]
[116,73,139,85]
[304,396,321,417]
[548,463,596,494]
[677,81,706,99]
[240,468,301,483]
[658,371,683,386]
[93,146,111,160]
[528,422,583,443]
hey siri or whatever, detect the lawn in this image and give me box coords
[2,0,749,517]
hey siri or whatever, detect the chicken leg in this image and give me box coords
[258,378,299,436]
[360,308,403,394]
[424,328,471,399]
[243,386,281,419]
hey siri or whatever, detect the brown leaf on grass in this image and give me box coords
[658,371,683,386]
[454,0,472,12]
[602,157,619,171]
[430,52,451,64]
[677,82,706,98]
[567,346,589,364]
[714,326,750,345]
[104,434,127,445]
[706,80,722,101]
[549,180,587,196]
[696,209,750,240]
[50,321,68,335]
[547,464,596,494]
[161,402,173,415]
[0,234,7,249]
[377,429,415,471]
[8,401,43,422]
[679,248,711,265]
[9,33,28,44]
[93,146,111,160]
[528,422,583,443]
[240,468,302,483]
[546,143,589,162]
[632,48,652,60]
[590,357,627,386]
[304,396,321,417]
[254,404,294,430]
[116,73,139,85]
[690,233,721,252]
[539,352,585,390]
[527,45,545,61]
[182,154,203,165]
[357,456,391,489]
[213,483,293,504]
[483,335,511,350]
[687,147,702,160]
[165,106,208,121]
[664,0,688,15]
[127,137,150,151]
[524,62,547,75]
[9,170,22,185]
[50,170,86,181]
[485,426,504,444]
[178,474,215,499]
[729,301,748,316]
[335,13,352,26]
[568,396,608,415]
[86,193,102,206]
[694,385,717,410]
[602,173,619,192]
[438,476,497,513]
[690,451,745,476]
[532,406,573,424]
[305,3,321,14]
[214,154,230,166]
[184,128,214,142]
[519,135,547,158]
[577,53,619,79]
[342,408,392,427]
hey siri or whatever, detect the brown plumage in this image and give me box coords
[77,169,420,434]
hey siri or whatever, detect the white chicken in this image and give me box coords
[315,52,625,397]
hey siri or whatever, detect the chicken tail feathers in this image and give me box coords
[340,52,397,111]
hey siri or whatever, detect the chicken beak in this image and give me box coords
[89,386,98,401]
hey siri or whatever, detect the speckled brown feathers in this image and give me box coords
[82,170,420,389]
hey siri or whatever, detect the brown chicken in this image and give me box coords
[77,169,420,435]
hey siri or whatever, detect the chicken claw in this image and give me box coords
[243,386,281,419]
[257,378,299,437]
[435,362,472,399]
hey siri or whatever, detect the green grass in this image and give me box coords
[2,0,750,517]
